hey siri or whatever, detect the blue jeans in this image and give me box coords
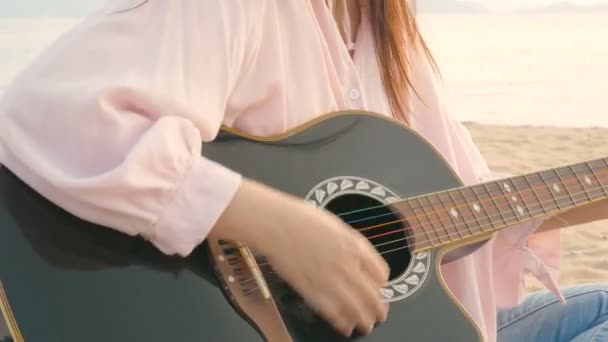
[497,283,608,341]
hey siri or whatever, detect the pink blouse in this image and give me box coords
[0,1,563,340]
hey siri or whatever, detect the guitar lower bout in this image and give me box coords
[0,281,23,342]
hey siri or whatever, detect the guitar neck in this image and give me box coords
[397,157,608,249]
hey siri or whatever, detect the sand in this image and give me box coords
[464,122,608,291]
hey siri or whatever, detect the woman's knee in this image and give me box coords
[562,283,608,317]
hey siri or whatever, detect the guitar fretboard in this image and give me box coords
[397,157,608,249]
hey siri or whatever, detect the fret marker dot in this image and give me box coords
[553,184,561,193]
[503,183,512,192]
[473,204,481,213]
[450,208,459,218]
[511,196,518,202]
[584,176,592,185]
[228,276,235,283]
[517,205,525,216]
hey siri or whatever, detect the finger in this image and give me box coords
[323,275,374,337]
[350,277,388,328]
[360,277,389,323]
[357,237,390,284]
[312,295,355,337]
[341,277,382,336]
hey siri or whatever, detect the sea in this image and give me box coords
[1,14,608,128]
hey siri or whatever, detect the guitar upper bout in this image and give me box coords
[0,280,23,342]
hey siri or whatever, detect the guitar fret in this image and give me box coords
[471,185,500,230]
[529,172,558,214]
[602,158,608,190]
[426,194,459,241]
[462,187,490,234]
[591,159,608,196]
[437,192,465,239]
[557,166,586,205]
[538,171,562,211]
[486,182,508,223]
[400,157,608,251]
[523,174,547,215]
[403,200,437,247]
[585,161,606,198]
[569,164,592,202]
[551,169,571,209]
[582,162,603,199]
[508,176,535,219]
[408,198,440,245]
[553,168,577,209]
[450,189,483,235]
[601,158,608,196]
[415,197,450,244]
[498,178,525,222]
[482,182,510,226]
[448,190,477,236]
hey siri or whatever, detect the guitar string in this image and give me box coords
[367,178,608,244]
[249,182,607,275]
[240,188,601,295]
[245,184,593,291]
[333,159,608,222]
[239,187,603,294]
[340,166,608,230]
[233,168,608,288]
[365,183,608,250]
[246,189,607,294]
[337,167,608,238]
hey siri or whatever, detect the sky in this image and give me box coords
[484,0,608,11]
[0,0,107,16]
[1,0,608,16]
[503,0,606,4]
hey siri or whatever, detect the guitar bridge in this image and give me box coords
[235,242,271,300]
[208,238,292,341]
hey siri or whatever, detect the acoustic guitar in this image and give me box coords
[1,111,606,341]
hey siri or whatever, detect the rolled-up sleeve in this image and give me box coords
[0,0,262,256]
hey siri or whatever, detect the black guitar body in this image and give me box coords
[0,112,483,341]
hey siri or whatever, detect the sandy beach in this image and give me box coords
[464,123,608,291]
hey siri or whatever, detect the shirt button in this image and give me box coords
[348,88,361,101]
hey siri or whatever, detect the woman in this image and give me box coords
[0,1,607,341]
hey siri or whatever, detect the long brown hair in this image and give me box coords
[120,1,439,122]
[369,1,439,122]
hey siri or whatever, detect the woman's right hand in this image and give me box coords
[213,178,390,337]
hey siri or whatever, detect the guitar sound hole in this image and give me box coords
[324,194,411,281]
[268,194,413,340]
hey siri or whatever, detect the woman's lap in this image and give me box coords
[497,283,608,342]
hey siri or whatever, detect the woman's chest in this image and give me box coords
[222,1,391,137]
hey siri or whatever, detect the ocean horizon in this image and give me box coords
[1,13,608,128]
